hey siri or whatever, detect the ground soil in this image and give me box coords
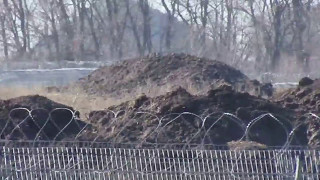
[2,54,320,149]
[0,95,87,141]
[86,86,308,147]
[0,87,313,148]
[73,54,273,99]
[273,78,320,146]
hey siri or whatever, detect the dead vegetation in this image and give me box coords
[0,86,122,118]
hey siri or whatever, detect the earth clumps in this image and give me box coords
[73,54,273,98]
[3,54,320,149]
[0,95,87,141]
[299,77,314,87]
[274,77,320,147]
[87,86,300,147]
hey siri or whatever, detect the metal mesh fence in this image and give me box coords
[1,108,320,179]
[1,145,320,180]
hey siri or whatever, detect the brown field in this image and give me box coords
[0,86,122,119]
[0,83,180,119]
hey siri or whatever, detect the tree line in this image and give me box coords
[0,0,319,72]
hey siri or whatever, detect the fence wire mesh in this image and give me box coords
[0,108,320,179]
[1,146,320,180]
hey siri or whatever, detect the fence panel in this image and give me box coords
[1,147,319,180]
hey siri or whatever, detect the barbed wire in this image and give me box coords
[0,108,320,179]
[0,108,319,150]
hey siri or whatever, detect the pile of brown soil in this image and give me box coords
[0,95,87,141]
[274,77,320,113]
[73,54,273,98]
[273,77,320,146]
[87,86,304,147]
[4,54,320,148]
[0,86,316,148]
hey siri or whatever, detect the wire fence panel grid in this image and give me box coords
[1,108,320,179]
[1,147,320,180]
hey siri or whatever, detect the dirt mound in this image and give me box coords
[274,78,320,114]
[274,78,320,146]
[0,87,316,148]
[0,95,87,141]
[88,86,304,147]
[74,54,272,98]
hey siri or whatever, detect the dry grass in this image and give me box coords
[227,141,268,150]
[0,80,206,119]
[0,86,123,119]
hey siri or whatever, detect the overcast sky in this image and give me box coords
[149,0,165,12]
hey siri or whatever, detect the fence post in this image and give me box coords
[294,156,302,180]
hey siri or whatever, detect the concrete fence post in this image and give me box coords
[295,156,302,180]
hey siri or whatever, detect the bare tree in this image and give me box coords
[38,0,60,59]
[3,0,22,55]
[161,0,177,52]
[85,0,100,59]
[71,0,85,60]
[9,0,27,54]
[139,0,152,54]
[0,1,9,58]
[292,0,308,70]
[125,0,143,55]
[57,0,74,60]
[0,0,319,75]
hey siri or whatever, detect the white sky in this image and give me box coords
[149,0,166,12]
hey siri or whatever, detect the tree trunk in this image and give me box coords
[106,0,116,58]
[271,4,284,71]
[292,0,307,70]
[125,0,143,55]
[50,5,60,59]
[226,0,233,50]
[0,15,8,58]
[85,5,100,59]
[200,0,208,46]
[23,0,31,52]
[17,0,27,54]
[57,0,74,60]
[78,0,86,59]
[139,0,152,54]
[161,0,177,52]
